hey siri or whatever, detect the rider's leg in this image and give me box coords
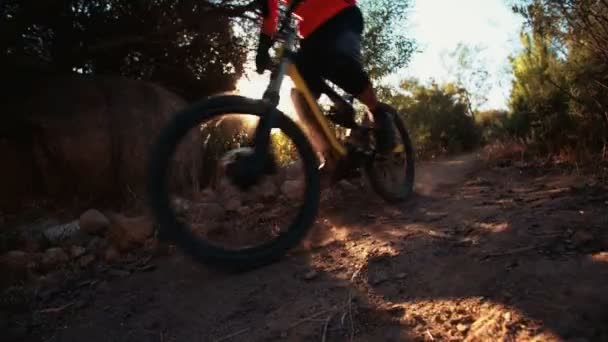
[315,30,396,153]
[292,52,336,168]
[298,6,396,153]
[354,83,396,153]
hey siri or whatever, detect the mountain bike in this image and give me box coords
[146,0,415,269]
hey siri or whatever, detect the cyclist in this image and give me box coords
[256,0,396,154]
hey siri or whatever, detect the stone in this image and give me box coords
[70,246,86,258]
[86,237,109,255]
[200,188,216,199]
[1,251,31,270]
[253,179,278,201]
[143,238,159,252]
[395,272,407,280]
[79,254,96,268]
[104,247,120,263]
[79,209,110,235]
[41,247,69,270]
[171,197,191,215]
[225,197,242,212]
[194,202,225,220]
[303,269,319,280]
[369,272,389,286]
[42,221,82,245]
[456,323,469,332]
[253,203,265,211]
[281,180,305,201]
[338,179,357,192]
[237,205,252,215]
[106,215,155,251]
[284,160,303,181]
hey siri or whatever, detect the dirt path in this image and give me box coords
[17,153,608,341]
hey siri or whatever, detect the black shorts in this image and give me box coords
[295,6,371,98]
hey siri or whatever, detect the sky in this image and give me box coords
[237,0,525,111]
[396,0,525,109]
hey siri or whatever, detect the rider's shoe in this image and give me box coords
[372,104,397,155]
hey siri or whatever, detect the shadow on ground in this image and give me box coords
[13,154,608,342]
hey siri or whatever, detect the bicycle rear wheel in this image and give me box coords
[147,95,320,269]
[366,104,416,203]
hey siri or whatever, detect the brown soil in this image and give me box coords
[6,152,608,342]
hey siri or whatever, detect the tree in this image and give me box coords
[359,0,416,81]
[508,0,608,156]
[385,79,481,157]
[442,43,492,113]
[0,0,258,101]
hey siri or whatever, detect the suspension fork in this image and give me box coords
[246,51,293,182]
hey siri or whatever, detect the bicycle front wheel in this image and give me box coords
[147,95,320,269]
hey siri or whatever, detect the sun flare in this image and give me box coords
[235,71,300,129]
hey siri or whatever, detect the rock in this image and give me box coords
[225,198,242,212]
[144,238,159,252]
[43,221,83,245]
[252,179,278,201]
[456,323,469,332]
[41,247,69,270]
[303,269,319,280]
[70,246,86,258]
[1,251,31,270]
[237,205,252,215]
[395,272,407,280]
[104,247,120,263]
[194,202,225,220]
[253,203,265,211]
[369,270,389,285]
[171,197,191,215]
[106,215,155,251]
[200,188,216,199]
[17,220,59,252]
[1,251,35,283]
[79,254,96,268]
[281,180,305,201]
[338,179,357,192]
[79,209,110,235]
[386,304,405,317]
[217,178,241,202]
[284,160,303,181]
[0,76,194,211]
[86,237,109,255]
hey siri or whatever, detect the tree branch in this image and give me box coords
[85,1,260,54]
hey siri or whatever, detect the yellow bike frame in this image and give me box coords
[286,63,348,158]
[264,6,403,161]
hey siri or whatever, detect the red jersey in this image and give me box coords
[262,0,357,38]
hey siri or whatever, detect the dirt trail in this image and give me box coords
[19,153,608,341]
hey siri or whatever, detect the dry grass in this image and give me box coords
[482,140,527,164]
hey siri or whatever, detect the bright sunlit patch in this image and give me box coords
[590,252,608,263]
[475,222,510,233]
[235,70,300,129]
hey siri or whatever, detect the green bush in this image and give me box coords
[384,80,481,158]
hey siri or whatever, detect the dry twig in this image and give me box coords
[481,245,540,259]
[38,302,74,314]
[213,328,251,342]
